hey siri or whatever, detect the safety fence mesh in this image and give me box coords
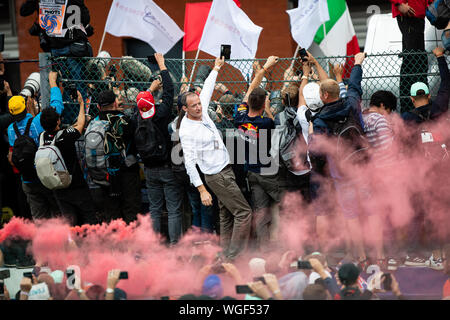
[44,51,448,125]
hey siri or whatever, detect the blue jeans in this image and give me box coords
[145,166,183,244]
[51,46,87,124]
[186,185,214,233]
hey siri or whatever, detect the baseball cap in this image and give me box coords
[136,91,156,119]
[97,90,117,107]
[303,83,324,111]
[410,82,430,96]
[8,96,26,115]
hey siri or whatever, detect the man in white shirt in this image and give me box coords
[179,57,252,260]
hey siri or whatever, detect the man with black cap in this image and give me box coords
[84,89,140,223]
[133,53,183,245]
[6,71,62,220]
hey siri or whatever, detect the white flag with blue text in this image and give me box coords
[105,0,184,54]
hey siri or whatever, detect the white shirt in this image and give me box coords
[291,105,315,175]
[179,70,230,187]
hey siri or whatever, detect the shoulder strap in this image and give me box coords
[305,109,312,123]
[13,122,21,137]
[24,118,33,136]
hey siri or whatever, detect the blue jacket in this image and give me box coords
[309,65,364,180]
[8,87,65,147]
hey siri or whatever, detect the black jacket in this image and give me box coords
[20,0,91,49]
[133,69,175,169]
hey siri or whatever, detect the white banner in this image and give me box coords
[105,0,184,54]
[287,0,329,49]
[198,0,262,79]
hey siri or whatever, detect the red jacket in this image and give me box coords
[390,0,432,19]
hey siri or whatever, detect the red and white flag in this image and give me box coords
[183,0,241,52]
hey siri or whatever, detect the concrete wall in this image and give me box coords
[14,0,296,86]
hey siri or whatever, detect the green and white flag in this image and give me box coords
[313,0,360,57]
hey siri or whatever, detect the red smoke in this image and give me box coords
[1,114,449,298]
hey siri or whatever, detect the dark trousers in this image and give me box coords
[248,171,280,247]
[22,181,60,221]
[397,16,428,114]
[54,184,98,226]
[94,168,141,224]
[145,166,183,245]
[204,166,252,260]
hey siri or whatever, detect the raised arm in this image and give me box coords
[49,71,64,114]
[298,62,311,108]
[307,52,329,83]
[73,91,86,134]
[243,56,279,103]
[154,53,174,120]
[199,57,224,120]
[431,47,449,117]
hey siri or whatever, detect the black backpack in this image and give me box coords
[276,107,309,172]
[11,118,38,181]
[135,116,167,163]
[313,105,369,165]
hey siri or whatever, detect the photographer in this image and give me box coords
[21,0,94,113]
[6,72,62,221]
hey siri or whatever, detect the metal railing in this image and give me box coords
[37,51,449,124]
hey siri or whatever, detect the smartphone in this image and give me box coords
[299,48,308,62]
[119,271,128,280]
[382,273,392,291]
[147,54,157,65]
[23,272,33,279]
[0,34,4,52]
[161,296,170,300]
[0,282,4,295]
[0,269,10,280]
[220,44,231,60]
[253,276,266,284]
[297,260,313,269]
[236,285,253,294]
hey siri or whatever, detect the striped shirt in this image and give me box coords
[362,112,396,167]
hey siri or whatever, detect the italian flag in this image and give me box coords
[313,0,359,75]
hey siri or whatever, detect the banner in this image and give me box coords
[105,0,184,54]
[198,0,262,78]
[286,0,329,49]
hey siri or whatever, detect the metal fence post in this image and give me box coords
[39,52,51,110]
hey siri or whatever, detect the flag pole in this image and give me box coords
[189,49,200,85]
[182,50,186,76]
[98,28,107,55]
[290,45,300,70]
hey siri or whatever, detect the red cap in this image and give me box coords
[136,91,156,119]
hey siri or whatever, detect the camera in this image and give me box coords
[20,72,41,98]
[66,82,78,101]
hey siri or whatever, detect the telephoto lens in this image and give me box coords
[20,72,41,98]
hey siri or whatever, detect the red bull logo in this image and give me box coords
[240,123,258,132]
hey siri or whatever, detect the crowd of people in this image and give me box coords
[0,0,449,300]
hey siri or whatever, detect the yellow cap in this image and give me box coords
[8,96,26,115]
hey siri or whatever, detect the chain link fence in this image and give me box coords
[41,52,449,125]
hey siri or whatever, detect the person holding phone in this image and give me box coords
[179,56,252,261]
[233,55,280,249]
